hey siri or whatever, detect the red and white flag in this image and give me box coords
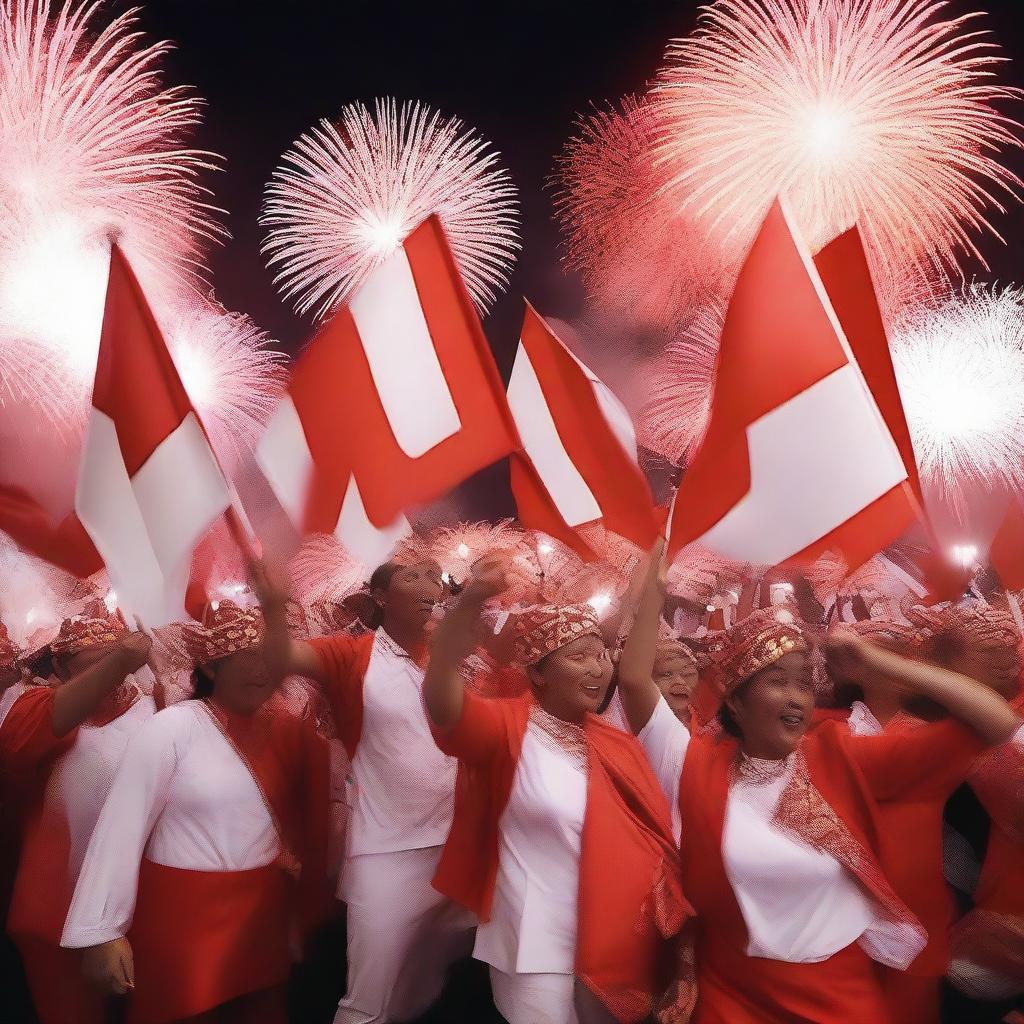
[257,215,518,567]
[667,200,916,570]
[74,245,231,625]
[507,303,658,558]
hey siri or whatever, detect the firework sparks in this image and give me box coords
[554,95,726,329]
[891,285,1024,510]
[0,0,224,412]
[652,0,1022,281]
[262,98,520,320]
[638,304,721,464]
[164,301,286,468]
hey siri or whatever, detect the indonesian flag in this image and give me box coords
[507,303,658,558]
[73,245,231,625]
[258,215,517,567]
[667,201,916,570]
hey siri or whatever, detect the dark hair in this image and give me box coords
[716,675,752,738]
[190,666,216,700]
[369,561,401,594]
[830,679,865,711]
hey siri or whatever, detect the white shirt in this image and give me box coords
[638,695,881,964]
[347,631,458,857]
[474,724,586,975]
[51,691,156,879]
[61,701,279,949]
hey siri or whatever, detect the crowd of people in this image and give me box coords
[1,529,1022,1024]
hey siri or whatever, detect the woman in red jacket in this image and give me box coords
[424,554,689,1024]
[616,546,1022,1024]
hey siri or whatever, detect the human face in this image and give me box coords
[949,638,1020,701]
[654,651,698,722]
[210,648,278,716]
[726,651,814,759]
[375,560,443,632]
[529,633,613,724]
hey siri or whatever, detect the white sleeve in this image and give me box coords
[1012,723,1024,748]
[61,709,183,948]
[637,695,690,843]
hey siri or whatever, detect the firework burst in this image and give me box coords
[164,300,286,468]
[554,95,726,329]
[638,304,722,464]
[0,0,224,413]
[891,285,1024,510]
[652,0,1022,279]
[262,98,520,320]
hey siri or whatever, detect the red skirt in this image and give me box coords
[694,937,893,1024]
[127,859,291,1024]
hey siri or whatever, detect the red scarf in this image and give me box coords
[202,698,333,940]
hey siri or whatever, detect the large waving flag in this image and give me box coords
[508,303,658,558]
[257,215,518,566]
[667,201,916,570]
[73,245,231,625]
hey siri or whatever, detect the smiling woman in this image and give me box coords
[615,545,1024,1024]
[421,556,688,1024]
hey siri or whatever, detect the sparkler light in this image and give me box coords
[0,0,224,414]
[890,285,1024,510]
[638,305,721,464]
[262,98,520,320]
[652,0,1022,278]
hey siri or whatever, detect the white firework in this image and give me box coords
[164,300,286,467]
[262,98,520,320]
[652,0,1023,279]
[0,0,224,414]
[638,305,722,464]
[891,285,1024,508]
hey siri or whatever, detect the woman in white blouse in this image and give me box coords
[616,543,1023,1024]
[62,574,331,1024]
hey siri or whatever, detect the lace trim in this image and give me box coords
[769,749,926,970]
[528,702,588,770]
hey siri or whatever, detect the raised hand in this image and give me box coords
[463,553,510,604]
[116,631,153,673]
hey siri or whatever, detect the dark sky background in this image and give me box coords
[117,0,1024,523]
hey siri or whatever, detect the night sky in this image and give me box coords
[124,0,1024,521]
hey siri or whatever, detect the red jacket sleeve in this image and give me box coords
[0,686,75,774]
[307,634,371,759]
[842,719,987,801]
[431,689,506,767]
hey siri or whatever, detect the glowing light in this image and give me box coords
[262,98,520,320]
[457,543,471,560]
[25,608,36,624]
[538,541,554,555]
[951,544,979,570]
[588,591,613,615]
[104,591,117,612]
[210,600,220,612]
[165,302,285,466]
[651,0,1022,282]
[0,0,224,419]
[891,285,1024,511]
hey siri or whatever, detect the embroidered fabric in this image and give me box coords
[768,749,926,969]
[528,702,588,770]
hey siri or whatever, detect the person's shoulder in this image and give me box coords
[133,699,205,743]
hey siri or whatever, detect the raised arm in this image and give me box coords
[423,554,508,732]
[51,632,152,738]
[618,539,668,734]
[827,631,1022,745]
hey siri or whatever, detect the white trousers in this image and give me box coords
[333,845,475,1024]
[489,967,617,1024]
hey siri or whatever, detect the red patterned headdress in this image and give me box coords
[656,620,698,667]
[48,602,127,658]
[705,608,808,694]
[835,618,926,652]
[513,604,602,666]
[907,602,1019,649]
[179,601,264,667]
